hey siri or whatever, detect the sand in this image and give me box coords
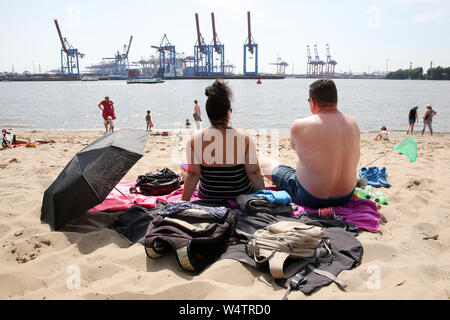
[0,129,449,300]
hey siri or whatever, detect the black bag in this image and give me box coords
[130,168,181,196]
[144,206,237,272]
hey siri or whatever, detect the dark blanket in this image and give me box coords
[109,202,363,296]
[218,211,362,295]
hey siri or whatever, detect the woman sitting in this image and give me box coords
[181,79,265,201]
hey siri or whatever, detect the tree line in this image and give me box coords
[386,66,450,80]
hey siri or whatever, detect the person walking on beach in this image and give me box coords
[98,96,116,133]
[407,106,419,134]
[421,104,437,136]
[193,100,202,130]
[146,110,153,131]
[261,79,360,209]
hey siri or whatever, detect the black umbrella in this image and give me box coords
[41,129,150,230]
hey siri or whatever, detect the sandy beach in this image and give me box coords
[0,130,449,300]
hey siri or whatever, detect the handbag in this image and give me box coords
[130,168,181,196]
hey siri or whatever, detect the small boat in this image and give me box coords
[81,76,99,81]
[127,78,165,84]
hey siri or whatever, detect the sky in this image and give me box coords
[1,0,449,74]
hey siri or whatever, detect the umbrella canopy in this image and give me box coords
[41,129,150,230]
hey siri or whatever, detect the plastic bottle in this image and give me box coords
[373,190,388,205]
[355,186,373,199]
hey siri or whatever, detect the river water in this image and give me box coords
[0,78,449,133]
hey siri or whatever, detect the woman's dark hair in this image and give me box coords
[205,79,233,128]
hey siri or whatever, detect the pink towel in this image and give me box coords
[88,182,200,212]
[265,186,381,232]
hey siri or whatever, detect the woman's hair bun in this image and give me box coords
[205,86,212,97]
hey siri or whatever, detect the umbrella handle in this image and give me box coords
[114,186,136,205]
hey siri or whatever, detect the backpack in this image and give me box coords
[144,206,237,272]
[130,168,181,196]
[243,221,346,299]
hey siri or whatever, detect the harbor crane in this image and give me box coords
[306,45,314,77]
[313,44,325,77]
[210,13,225,74]
[325,44,337,77]
[243,11,258,75]
[102,36,133,75]
[194,13,211,74]
[269,56,288,76]
[54,19,84,77]
[152,34,176,76]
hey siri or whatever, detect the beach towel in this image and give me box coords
[251,190,292,205]
[88,182,198,212]
[291,197,381,233]
[263,186,382,233]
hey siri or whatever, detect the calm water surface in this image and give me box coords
[0,79,449,133]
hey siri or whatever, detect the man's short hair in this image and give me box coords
[309,79,338,107]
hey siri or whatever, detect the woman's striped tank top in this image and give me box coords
[198,164,253,200]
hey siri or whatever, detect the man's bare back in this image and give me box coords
[261,79,360,208]
[291,109,360,198]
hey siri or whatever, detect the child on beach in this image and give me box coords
[146,111,153,131]
[375,126,389,141]
[185,119,191,127]
[107,116,114,133]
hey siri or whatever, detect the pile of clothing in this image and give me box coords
[109,189,366,297]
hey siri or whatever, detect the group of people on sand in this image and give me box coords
[181,79,360,209]
[407,104,438,135]
[374,104,438,141]
[97,96,201,133]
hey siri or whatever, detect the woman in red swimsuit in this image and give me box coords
[98,96,116,132]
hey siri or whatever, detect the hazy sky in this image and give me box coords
[1,0,449,74]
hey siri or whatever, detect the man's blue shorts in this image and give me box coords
[272,165,355,209]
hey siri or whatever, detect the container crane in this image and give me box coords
[313,44,325,77]
[194,13,211,74]
[102,36,133,75]
[306,45,314,77]
[54,19,84,77]
[210,13,225,74]
[151,34,176,76]
[243,11,258,75]
[325,44,337,77]
[269,56,289,76]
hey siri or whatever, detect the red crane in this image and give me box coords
[243,11,258,75]
[54,19,84,58]
[247,11,253,54]
[195,13,205,53]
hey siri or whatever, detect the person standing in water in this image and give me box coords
[407,106,419,134]
[146,110,153,131]
[98,96,116,133]
[193,100,202,130]
[421,104,438,136]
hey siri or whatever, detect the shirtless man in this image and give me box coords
[261,79,360,208]
[193,100,202,130]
